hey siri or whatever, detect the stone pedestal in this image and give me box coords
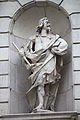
[0,111,78,120]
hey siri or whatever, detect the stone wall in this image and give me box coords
[0,0,80,119]
[0,0,21,114]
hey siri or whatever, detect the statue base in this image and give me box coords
[32,108,54,113]
[0,111,78,120]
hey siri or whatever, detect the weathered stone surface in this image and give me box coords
[70,14,80,28]
[73,44,80,56]
[73,58,80,70]
[0,34,9,47]
[0,61,9,74]
[74,85,80,99]
[10,49,22,65]
[13,7,45,39]
[61,0,80,14]
[55,93,67,111]
[0,1,20,17]
[17,17,68,112]
[18,0,34,6]
[75,100,80,112]
[56,88,73,111]
[35,0,48,7]
[73,71,80,84]
[13,5,70,39]
[12,7,71,112]
[35,0,62,5]
[47,0,61,5]
[0,111,78,120]
[63,48,72,65]
[58,62,72,94]
[72,30,80,43]
[0,48,8,60]
[66,89,73,111]
[10,63,16,90]
[0,18,11,32]
[0,89,9,102]
[10,89,29,114]
[0,75,9,87]
[0,103,8,115]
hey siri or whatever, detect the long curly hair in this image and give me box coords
[36,17,51,34]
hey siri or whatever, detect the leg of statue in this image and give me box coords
[44,85,49,109]
[50,82,59,111]
[35,85,45,110]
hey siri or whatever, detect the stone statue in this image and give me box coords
[18,17,68,112]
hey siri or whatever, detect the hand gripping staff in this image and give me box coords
[12,42,31,67]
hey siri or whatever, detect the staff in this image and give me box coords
[12,42,31,67]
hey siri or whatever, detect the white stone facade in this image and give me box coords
[0,0,80,119]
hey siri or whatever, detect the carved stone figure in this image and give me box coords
[19,17,68,112]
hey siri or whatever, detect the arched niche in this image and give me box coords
[9,1,72,113]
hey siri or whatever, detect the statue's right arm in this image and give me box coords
[19,40,31,57]
[19,47,24,57]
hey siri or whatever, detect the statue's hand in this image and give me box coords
[19,49,24,57]
[51,48,55,55]
[25,63,35,70]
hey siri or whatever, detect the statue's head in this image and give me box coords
[36,17,51,34]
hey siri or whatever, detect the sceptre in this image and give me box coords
[12,42,31,67]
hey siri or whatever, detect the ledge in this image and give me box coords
[0,111,78,120]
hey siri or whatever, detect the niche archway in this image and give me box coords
[9,1,72,113]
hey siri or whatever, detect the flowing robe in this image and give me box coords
[21,34,68,111]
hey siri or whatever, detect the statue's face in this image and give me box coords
[39,17,51,30]
[43,18,50,29]
[37,17,51,34]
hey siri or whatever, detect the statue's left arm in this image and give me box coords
[51,34,68,56]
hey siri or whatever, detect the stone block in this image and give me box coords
[0,48,8,60]
[0,33,9,47]
[0,18,11,32]
[35,0,61,5]
[74,85,80,99]
[0,111,78,120]
[0,1,20,17]
[70,14,80,28]
[0,75,9,87]
[0,61,9,74]
[72,30,80,43]
[0,103,8,115]
[73,71,80,84]
[18,0,34,6]
[73,58,80,70]
[73,44,80,56]
[0,89,9,102]
[47,0,61,5]
[75,100,80,112]
[61,0,80,14]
